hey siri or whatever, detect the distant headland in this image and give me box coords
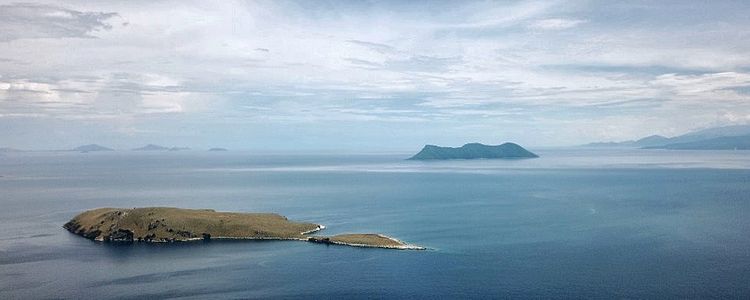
[408,142,539,160]
[64,207,424,250]
[583,125,750,150]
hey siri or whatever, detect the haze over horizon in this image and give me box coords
[2,1,750,151]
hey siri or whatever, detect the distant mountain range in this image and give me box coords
[645,134,750,150]
[584,135,671,148]
[409,142,538,160]
[584,125,750,150]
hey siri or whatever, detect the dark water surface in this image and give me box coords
[1,149,750,299]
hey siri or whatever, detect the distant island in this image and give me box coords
[133,144,168,151]
[209,148,228,151]
[0,147,24,153]
[64,207,424,250]
[409,142,538,160]
[133,144,189,151]
[72,144,114,153]
[583,125,750,150]
[168,147,190,151]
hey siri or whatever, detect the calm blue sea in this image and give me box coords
[1,149,750,299]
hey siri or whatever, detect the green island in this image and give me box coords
[408,142,538,160]
[64,207,424,250]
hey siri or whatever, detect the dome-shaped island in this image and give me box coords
[408,142,538,160]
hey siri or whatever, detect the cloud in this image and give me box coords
[346,39,462,73]
[345,55,462,73]
[528,18,587,30]
[2,1,750,148]
[139,92,186,114]
[346,40,397,54]
[0,3,120,41]
[540,64,710,76]
[0,72,204,119]
[345,57,382,69]
[384,55,462,73]
[444,1,560,29]
[650,72,750,99]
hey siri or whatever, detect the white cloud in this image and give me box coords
[0,3,120,41]
[139,92,185,114]
[650,72,750,101]
[0,73,203,118]
[652,72,750,93]
[528,18,587,30]
[446,1,560,29]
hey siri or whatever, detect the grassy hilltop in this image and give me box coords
[64,207,321,242]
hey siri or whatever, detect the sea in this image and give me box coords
[1,148,749,299]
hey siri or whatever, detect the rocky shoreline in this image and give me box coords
[308,234,426,250]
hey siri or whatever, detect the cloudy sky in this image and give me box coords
[1,0,750,151]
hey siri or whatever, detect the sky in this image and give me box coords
[1,0,750,151]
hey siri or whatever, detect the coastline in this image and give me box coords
[80,228,425,250]
[313,239,426,250]
[307,233,426,250]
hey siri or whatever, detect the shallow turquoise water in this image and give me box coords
[1,149,749,298]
